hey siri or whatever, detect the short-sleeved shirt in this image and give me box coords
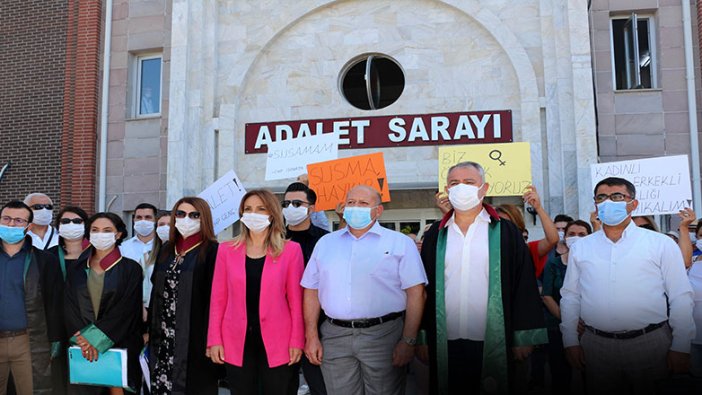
[542,255,568,328]
[301,221,428,320]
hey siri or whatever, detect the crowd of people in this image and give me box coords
[1,161,701,395]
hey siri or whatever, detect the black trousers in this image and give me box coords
[226,327,294,395]
[547,327,572,394]
[448,339,484,394]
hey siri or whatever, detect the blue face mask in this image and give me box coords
[0,225,26,244]
[596,200,630,226]
[343,206,375,230]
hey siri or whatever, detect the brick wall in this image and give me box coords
[0,0,69,207]
[0,0,101,214]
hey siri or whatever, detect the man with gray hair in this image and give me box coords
[418,161,546,394]
[23,193,58,250]
[301,185,427,394]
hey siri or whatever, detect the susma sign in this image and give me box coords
[244,110,512,153]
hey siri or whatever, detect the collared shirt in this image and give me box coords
[119,236,154,305]
[301,221,428,320]
[560,221,696,352]
[27,226,58,250]
[444,209,490,340]
[0,241,31,331]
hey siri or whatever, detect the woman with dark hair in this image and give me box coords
[45,206,90,395]
[208,189,305,395]
[542,219,592,395]
[148,197,220,394]
[64,212,144,394]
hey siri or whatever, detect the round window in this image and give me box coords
[340,55,404,110]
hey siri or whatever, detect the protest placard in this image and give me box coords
[198,169,247,235]
[265,132,339,181]
[590,155,692,215]
[307,152,390,211]
[438,142,532,196]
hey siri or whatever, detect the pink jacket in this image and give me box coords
[207,240,305,367]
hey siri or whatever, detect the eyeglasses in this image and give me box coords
[31,204,53,211]
[59,218,84,225]
[174,210,201,219]
[282,200,308,208]
[0,216,29,226]
[594,193,633,203]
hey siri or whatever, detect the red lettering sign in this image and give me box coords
[244,110,512,154]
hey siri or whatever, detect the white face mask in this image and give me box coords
[448,183,483,211]
[133,220,155,237]
[175,217,201,238]
[557,231,565,241]
[282,206,308,226]
[156,225,170,242]
[32,208,53,226]
[59,223,84,240]
[90,232,116,251]
[241,213,271,233]
[696,239,702,251]
[565,236,581,249]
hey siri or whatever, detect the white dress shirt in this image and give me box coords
[444,209,490,340]
[27,227,59,250]
[560,221,695,352]
[119,236,155,305]
[689,262,702,344]
[301,221,428,320]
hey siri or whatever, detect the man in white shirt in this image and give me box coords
[23,193,58,250]
[301,185,427,395]
[119,203,158,306]
[560,177,695,394]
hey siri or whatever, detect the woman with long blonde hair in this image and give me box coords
[208,189,305,395]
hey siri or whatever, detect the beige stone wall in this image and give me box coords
[106,0,171,213]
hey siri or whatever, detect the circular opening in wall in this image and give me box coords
[340,54,404,110]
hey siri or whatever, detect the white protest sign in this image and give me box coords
[265,132,339,181]
[198,169,247,235]
[590,155,692,215]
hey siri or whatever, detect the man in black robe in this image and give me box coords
[0,200,63,395]
[283,182,329,395]
[418,162,546,395]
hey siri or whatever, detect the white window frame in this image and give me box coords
[133,53,163,118]
[609,13,658,90]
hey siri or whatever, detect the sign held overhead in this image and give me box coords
[307,152,390,211]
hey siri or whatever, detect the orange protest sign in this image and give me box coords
[307,152,391,211]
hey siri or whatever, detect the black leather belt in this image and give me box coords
[585,321,667,340]
[328,311,404,329]
[0,329,27,338]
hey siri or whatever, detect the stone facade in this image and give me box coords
[166,0,598,221]
[104,0,171,214]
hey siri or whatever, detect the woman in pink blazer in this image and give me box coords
[207,189,305,395]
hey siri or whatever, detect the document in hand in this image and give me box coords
[68,346,128,388]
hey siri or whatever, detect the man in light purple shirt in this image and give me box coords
[301,185,427,395]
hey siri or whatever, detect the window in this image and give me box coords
[134,54,162,116]
[611,14,655,90]
[340,54,404,110]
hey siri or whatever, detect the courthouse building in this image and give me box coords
[2,0,701,235]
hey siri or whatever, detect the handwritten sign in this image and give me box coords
[265,132,339,181]
[590,155,692,215]
[198,169,247,235]
[438,142,532,196]
[307,152,390,211]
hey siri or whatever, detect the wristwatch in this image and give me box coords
[401,336,417,346]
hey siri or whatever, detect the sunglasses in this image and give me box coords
[59,218,84,225]
[175,210,201,219]
[31,204,53,210]
[281,199,308,208]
